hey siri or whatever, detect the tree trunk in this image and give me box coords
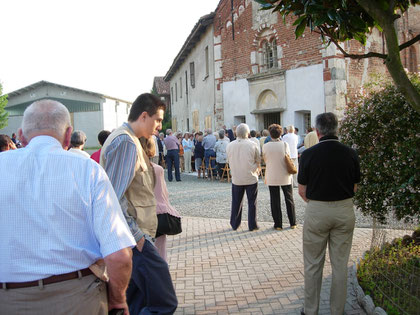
[355,0,420,114]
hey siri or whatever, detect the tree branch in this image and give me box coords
[318,26,387,59]
[399,34,420,51]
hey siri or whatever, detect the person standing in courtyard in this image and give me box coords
[214,129,229,179]
[182,132,193,173]
[164,129,181,182]
[298,112,360,315]
[69,130,90,158]
[226,123,261,231]
[282,125,299,187]
[90,130,111,163]
[0,100,136,315]
[100,93,177,314]
[263,124,297,231]
[202,128,217,178]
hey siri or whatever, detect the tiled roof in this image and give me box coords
[153,77,170,95]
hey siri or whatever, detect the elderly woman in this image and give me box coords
[214,129,229,179]
[69,130,90,158]
[226,123,261,231]
[262,124,297,230]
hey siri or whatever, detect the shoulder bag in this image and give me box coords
[156,213,182,237]
[283,142,297,174]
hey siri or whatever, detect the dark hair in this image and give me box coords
[268,124,282,139]
[315,112,338,136]
[98,130,111,146]
[128,93,166,122]
[250,130,257,137]
[295,127,299,133]
[0,134,11,152]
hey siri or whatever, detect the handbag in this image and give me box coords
[284,142,297,174]
[156,213,182,237]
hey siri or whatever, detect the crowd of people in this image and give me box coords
[1,93,360,315]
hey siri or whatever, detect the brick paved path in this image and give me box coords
[167,216,371,314]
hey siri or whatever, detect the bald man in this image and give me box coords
[0,99,135,315]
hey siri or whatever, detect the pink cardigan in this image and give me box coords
[152,163,181,218]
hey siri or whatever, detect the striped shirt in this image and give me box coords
[102,123,152,243]
[0,136,135,282]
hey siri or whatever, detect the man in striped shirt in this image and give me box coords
[100,93,177,314]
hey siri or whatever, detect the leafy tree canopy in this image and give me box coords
[0,83,9,130]
[254,0,420,114]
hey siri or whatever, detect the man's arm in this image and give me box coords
[104,136,146,248]
[104,248,132,314]
[298,184,309,202]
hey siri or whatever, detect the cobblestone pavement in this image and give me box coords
[165,172,371,314]
[166,171,374,228]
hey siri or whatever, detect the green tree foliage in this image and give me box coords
[340,76,420,223]
[0,83,9,129]
[254,0,420,114]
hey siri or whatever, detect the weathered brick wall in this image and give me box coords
[214,0,324,82]
[214,0,419,109]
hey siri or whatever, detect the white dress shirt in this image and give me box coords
[282,132,299,158]
[69,147,90,158]
[0,136,135,282]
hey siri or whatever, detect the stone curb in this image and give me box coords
[352,258,387,315]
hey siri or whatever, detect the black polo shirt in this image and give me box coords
[298,136,360,201]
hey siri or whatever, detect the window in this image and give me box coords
[304,113,311,131]
[205,115,212,129]
[192,110,199,131]
[175,83,178,101]
[205,46,209,77]
[190,62,195,88]
[185,71,188,105]
[262,39,278,71]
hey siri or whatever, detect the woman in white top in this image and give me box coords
[262,124,297,230]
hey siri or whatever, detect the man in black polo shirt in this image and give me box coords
[298,112,360,315]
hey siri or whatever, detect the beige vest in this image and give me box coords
[100,125,157,237]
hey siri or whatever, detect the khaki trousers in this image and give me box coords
[0,274,107,315]
[303,198,355,315]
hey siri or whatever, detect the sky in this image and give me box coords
[0,0,221,102]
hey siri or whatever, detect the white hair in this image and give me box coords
[236,123,250,139]
[287,125,295,133]
[22,99,71,138]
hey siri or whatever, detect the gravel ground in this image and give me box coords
[165,171,376,228]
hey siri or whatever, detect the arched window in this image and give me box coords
[261,38,278,72]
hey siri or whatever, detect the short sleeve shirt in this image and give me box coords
[298,136,360,201]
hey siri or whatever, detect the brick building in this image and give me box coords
[166,0,419,134]
[153,76,171,116]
